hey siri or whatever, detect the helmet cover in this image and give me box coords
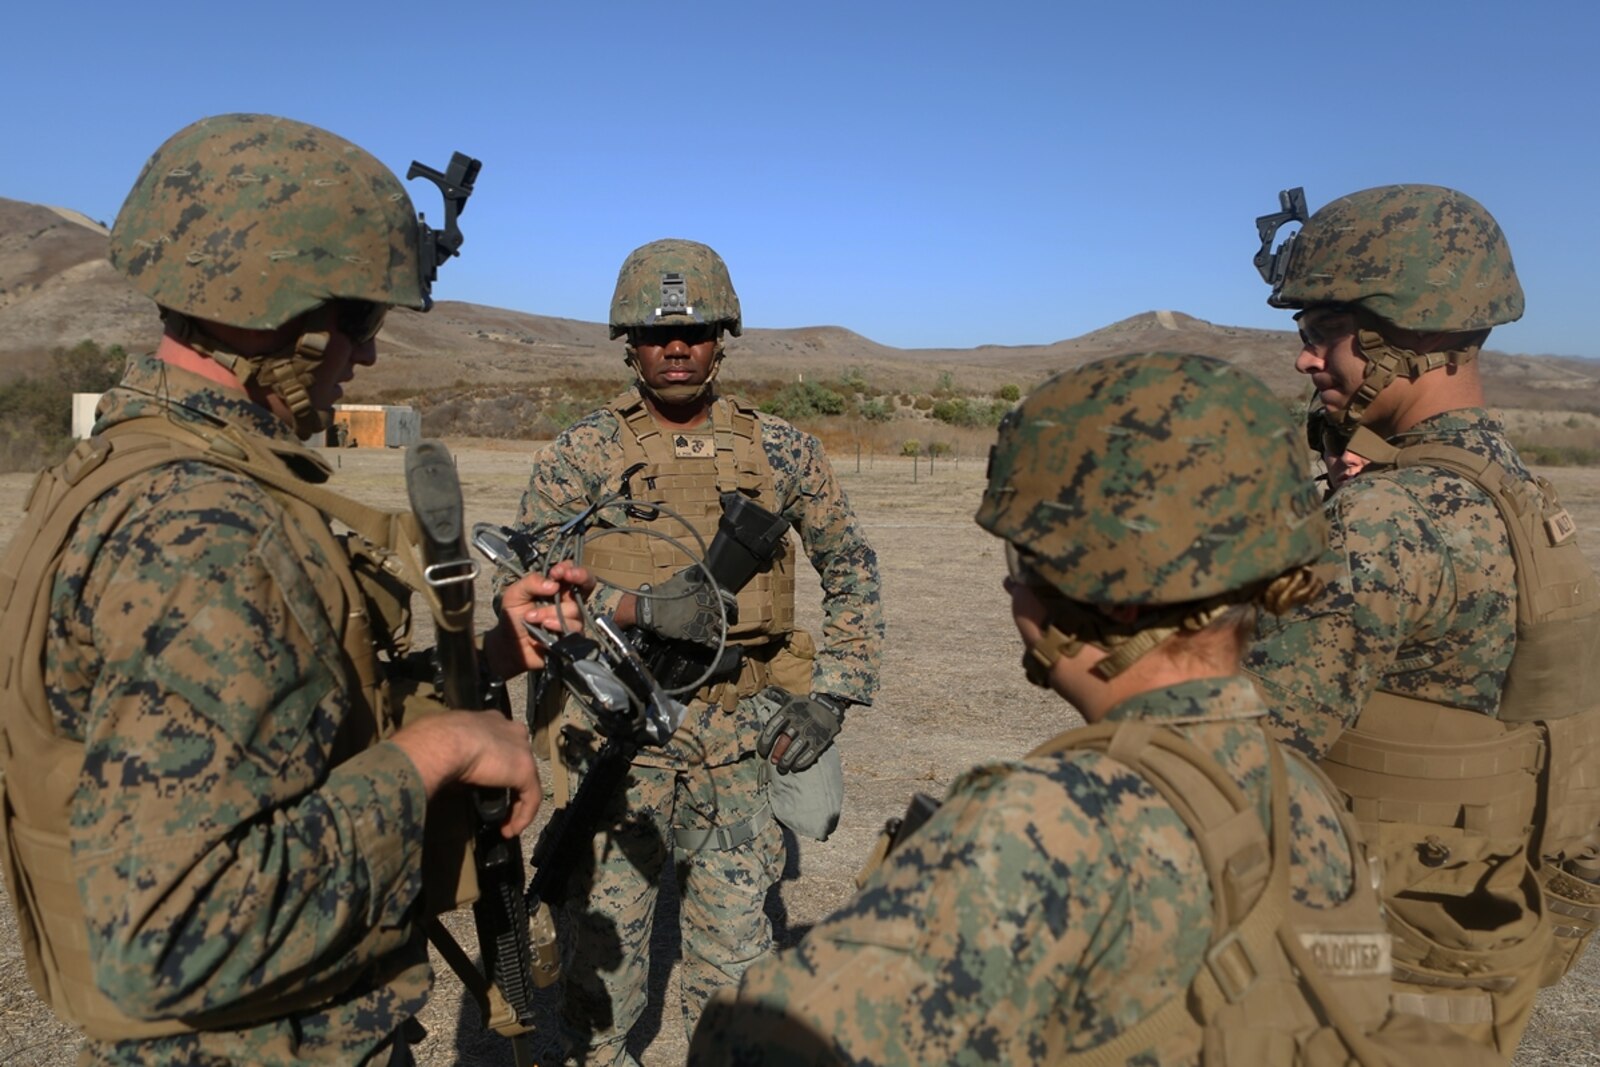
[609,238,742,340]
[109,113,427,329]
[976,352,1326,606]
[1270,184,1523,332]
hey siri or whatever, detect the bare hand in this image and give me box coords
[488,562,594,676]
[390,711,543,837]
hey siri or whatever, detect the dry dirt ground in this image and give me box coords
[0,438,1596,1066]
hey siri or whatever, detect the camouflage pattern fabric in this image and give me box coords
[688,676,1356,1065]
[554,755,784,1067]
[608,238,742,338]
[107,113,427,330]
[975,351,1325,606]
[1246,409,1524,758]
[514,387,882,1058]
[1269,184,1524,332]
[47,353,431,1065]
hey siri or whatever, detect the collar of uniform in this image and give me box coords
[98,351,309,446]
[1102,674,1267,726]
[1386,407,1503,452]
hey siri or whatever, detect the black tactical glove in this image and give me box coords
[637,565,736,649]
[757,689,846,774]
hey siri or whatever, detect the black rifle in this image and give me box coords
[406,441,542,1066]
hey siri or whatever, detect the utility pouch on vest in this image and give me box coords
[1322,696,1550,1053]
[760,628,817,695]
[1323,695,1542,850]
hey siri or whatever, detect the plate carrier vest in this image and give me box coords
[1321,430,1600,1009]
[582,391,797,685]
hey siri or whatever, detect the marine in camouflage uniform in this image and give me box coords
[0,115,570,1066]
[513,239,882,1065]
[689,353,1494,1066]
[1246,184,1600,1054]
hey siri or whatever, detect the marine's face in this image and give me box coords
[306,300,382,412]
[1293,305,1367,418]
[1324,447,1370,491]
[630,324,719,394]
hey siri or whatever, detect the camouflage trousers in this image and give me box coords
[556,754,785,1067]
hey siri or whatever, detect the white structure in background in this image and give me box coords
[72,393,102,439]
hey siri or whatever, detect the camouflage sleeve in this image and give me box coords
[690,756,1212,1065]
[1245,472,1455,759]
[57,465,428,1020]
[512,416,629,615]
[762,420,884,705]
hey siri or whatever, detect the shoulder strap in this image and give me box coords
[1030,722,1273,931]
[0,434,210,747]
[1346,425,1402,466]
[1390,439,1597,625]
[1035,723,1292,1066]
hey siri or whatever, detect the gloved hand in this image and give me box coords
[757,689,846,774]
[637,565,736,648]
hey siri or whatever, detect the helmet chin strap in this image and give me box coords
[162,309,332,437]
[624,340,726,406]
[1019,592,1239,688]
[1332,328,1483,431]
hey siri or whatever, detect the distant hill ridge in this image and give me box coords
[4,195,1599,412]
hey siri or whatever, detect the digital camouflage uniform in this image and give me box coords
[43,355,432,1065]
[515,387,882,1063]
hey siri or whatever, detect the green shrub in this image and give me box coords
[998,383,1021,402]
[761,380,847,420]
[900,439,921,457]
[931,396,1007,428]
[0,340,129,472]
[857,397,893,423]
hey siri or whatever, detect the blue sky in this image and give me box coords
[5,1,1596,356]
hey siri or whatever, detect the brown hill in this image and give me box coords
[5,195,1600,412]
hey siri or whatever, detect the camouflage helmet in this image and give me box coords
[108,113,427,329]
[1268,184,1524,332]
[976,352,1326,607]
[609,238,742,340]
